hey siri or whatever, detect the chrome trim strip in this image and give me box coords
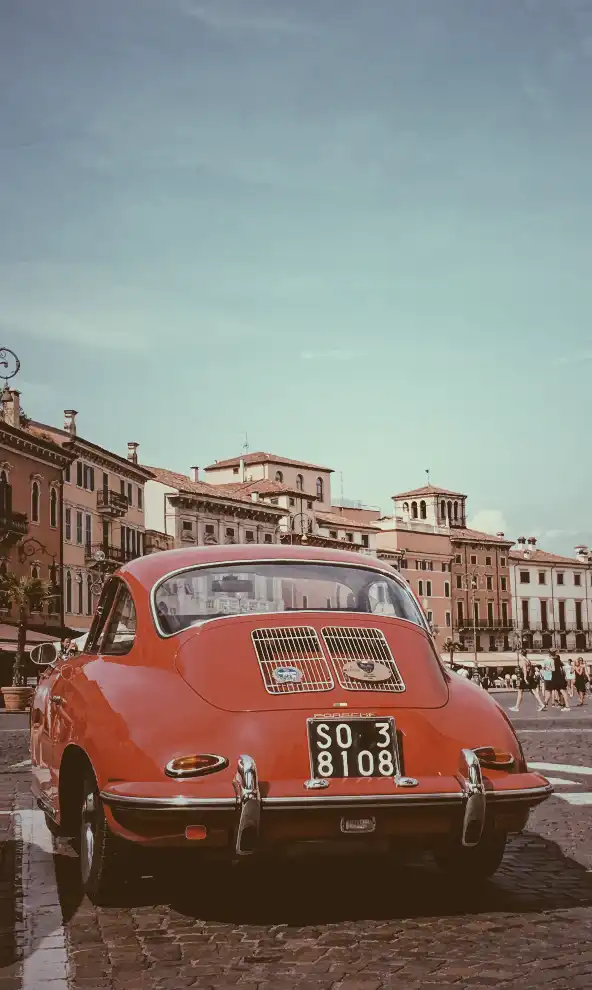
[233,754,261,855]
[459,748,486,847]
[261,792,464,808]
[149,557,428,639]
[99,792,235,810]
[486,784,553,802]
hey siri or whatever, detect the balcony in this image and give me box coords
[0,510,28,548]
[518,621,587,633]
[457,617,513,631]
[97,489,129,518]
[84,543,141,567]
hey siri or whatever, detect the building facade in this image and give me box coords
[203,452,334,508]
[510,537,592,653]
[30,413,153,632]
[0,387,76,665]
[451,528,514,655]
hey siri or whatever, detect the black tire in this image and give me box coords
[434,831,507,882]
[78,773,131,905]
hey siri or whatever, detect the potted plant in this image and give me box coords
[0,573,48,711]
[443,636,461,668]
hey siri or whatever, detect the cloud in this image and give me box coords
[468,509,508,536]
[553,351,592,366]
[300,349,367,362]
[177,0,314,35]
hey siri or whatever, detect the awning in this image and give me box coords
[441,650,592,669]
[0,623,59,654]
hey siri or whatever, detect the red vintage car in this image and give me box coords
[30,545,551,903]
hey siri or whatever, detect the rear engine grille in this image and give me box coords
[321,627,405,693]
[252,627,335,695]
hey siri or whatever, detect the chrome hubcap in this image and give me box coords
[80,790,96,884]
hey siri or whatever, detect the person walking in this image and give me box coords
[574,657,588,706]
[565,658,576,699]
[509,650,544,712]
[541,651,571,711]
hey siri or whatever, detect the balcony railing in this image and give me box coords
[517,621,588,633]
[84,543,141,567]
[96,489,129,517]
[0,510,28,545]
[457,617,513,631]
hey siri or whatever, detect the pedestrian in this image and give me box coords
[457,666,469,679]
[574,657,588,706]
[541,651,571,711]
[57,637,78,662]
[504,671,512,689]
[565,658,576,698]
[509,650,544,713]
[510,671,517,689]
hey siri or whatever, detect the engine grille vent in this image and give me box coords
[251,627,334,695]
[321,627,405,693]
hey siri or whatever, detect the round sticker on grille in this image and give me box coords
[272,666,303,684]
[343,660,392,683]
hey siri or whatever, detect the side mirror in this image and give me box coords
[30,643,57,666]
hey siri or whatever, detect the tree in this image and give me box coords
[0,574,50,686]
[443,637,461,668]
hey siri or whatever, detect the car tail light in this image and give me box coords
[185,825,208,840]
[474,747,515,771]
[165,754,228,778]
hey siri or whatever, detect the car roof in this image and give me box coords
[120,544,397,588]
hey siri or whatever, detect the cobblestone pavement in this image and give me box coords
[1,708,592,990]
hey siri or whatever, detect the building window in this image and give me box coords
[470,554,477,565]
[245,530,255,543]
[307,500,313,510]
[403,502,409,513]
[521,600,530,629]
[400,558,407,569]
[411,501,418,519]
[486,576,493,590]
[49,487,58,528]
[445,611,451,627]
[500,556,506,567]
[455,554,461,564]
[444,581,450,597]
[574,572,582,587]
[316,477,324,501]
[289,497,295,507]
[225,528,235,543]
[473,601,480,623]
[361,534,369,548]
[345,532,353,542]
[519,571,530,584]
[233,467,239,475]
[489,635,496,650]
[426,580,432,596]
[31,481,40,523]
[85,513,92,547]
[76,511,83,545]
[457,601,464,624]
[65,571,72,614]
[456,575,462,589]
[487,601,494,625]
[502,601,509,626]
[427,609,433,623]
[270,497,279,505]
[275,471,283,482]
[77,462,83,487]
[428,560,433,571]
[419,500,427,519]
[330,530,337,539]
[65,507,71,542]
[296,474,303,491]
[127,482,133,505]
[204,524,216,543]
[264,533,273,544]
[538,572,546,585]
[137,486,143,510]
[485,556,491,566]
[454,502,459,521]
[418,580,424,596]
[576,601,583,629]
[64,463,71,483]
[557,572,564,586]
[500,576,507,592]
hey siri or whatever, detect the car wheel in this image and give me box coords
[433,831,507,882]
[79,775,128,905]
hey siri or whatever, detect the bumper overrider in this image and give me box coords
[99,748,552,856]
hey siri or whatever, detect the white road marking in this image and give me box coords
[555,793,592,806]
[20,809,69,990]
[520,728,592,733]
[9,759,32,770]
[543,777,582,786]
[528,762,592,776]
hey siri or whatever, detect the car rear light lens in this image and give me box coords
[474,747,515,771]
[165,754,228,778]
[185,825,208,840]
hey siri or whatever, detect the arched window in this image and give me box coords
[402,501,409,513]
[50,487,58,528]
[316,477,324,501]
[447,500,452,521]
[296,474,304,491]
[420,500,427,519]
[31,481,40,523]
[65,571,72,614]
[411,501,418,519]
[453,501,458,521]
[31,565,39,580]
[440,500,446,519]
[275,471,283,483]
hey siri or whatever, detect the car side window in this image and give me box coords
[99,585,137,656]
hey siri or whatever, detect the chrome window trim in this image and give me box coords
[149,557,428,639]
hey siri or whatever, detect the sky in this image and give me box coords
[1,0,592,554]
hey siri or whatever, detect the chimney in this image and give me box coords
[251,492,259,502]
[1,389,21,428]
[239,458,245,481]
[64,409,78,436]
[496,531,505,538]
[527,537,537,546]
[190,466,200,482]
[517,536,526,545]
[127,442,139,464]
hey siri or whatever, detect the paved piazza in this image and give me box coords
[1,696,592,990]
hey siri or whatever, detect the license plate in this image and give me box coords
[307,717,399,779]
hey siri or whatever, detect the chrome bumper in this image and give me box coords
[100,749,552,856]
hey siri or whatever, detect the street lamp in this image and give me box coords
[275,510,312,545]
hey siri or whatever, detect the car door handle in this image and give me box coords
[50,696,64,707]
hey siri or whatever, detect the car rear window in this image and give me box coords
[153,561,425,636]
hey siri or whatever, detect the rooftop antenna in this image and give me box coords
[425,468,431,485]
[340,471,344,504]
[243,433,249,454]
